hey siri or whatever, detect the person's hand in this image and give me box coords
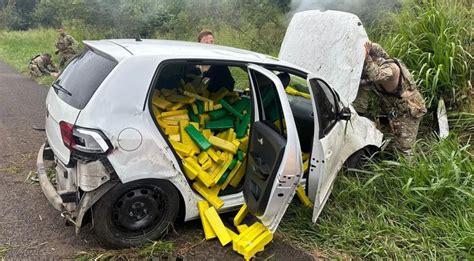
[364,41,372,57]
[364,41,373,63]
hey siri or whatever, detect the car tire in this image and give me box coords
[344,147,375,170]
[93,179,179,248]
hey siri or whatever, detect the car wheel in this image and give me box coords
[344,146,376,170]
[93,179,179,248]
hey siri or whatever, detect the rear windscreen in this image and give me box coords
[53,48,117,109]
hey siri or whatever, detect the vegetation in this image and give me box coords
[74,240,174,261]
[372,0,473,110]
[0,0,472,259]
[281,135,473,259]
[0,244,11,260]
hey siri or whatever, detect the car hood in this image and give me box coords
[279,10,368,103]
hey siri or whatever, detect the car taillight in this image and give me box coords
[60,121,112,155]
[60,121,75,150]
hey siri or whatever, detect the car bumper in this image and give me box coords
[37,142,65,212]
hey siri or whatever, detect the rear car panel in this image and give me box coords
[45,91,80,164]
[45,48,118,165]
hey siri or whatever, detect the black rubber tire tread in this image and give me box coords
[344,146,377,170]
[93,179,179,248]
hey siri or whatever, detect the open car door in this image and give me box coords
[306,77,351,222]
[243,64,303,232]
[280,10,380,223]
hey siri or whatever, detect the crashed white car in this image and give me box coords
[37,10,382,247]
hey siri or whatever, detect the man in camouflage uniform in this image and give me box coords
[353,43,390,115]
[55,26,77,67]
[29,53,58,77]
[361,42,427,153]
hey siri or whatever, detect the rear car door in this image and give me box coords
[243,64,303,232]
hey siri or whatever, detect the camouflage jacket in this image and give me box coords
[365,57,426,118]
[30,55,57,73]
[55,33,76,52]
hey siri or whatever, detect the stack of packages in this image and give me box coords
[151,81,273,260]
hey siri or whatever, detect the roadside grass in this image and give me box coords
[0,24,105,86]
[370,0,473,110]
[0,152,37,175]
[0,244,11,260]
[448,112,474,145]
[74,241,174,261]
[0,29,57,86]
[281,134,473,259]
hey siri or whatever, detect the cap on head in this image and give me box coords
[369,43,390,59]
[197,29,214,43]
[43,53,52,61]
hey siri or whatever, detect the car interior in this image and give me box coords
[148,61,315,205]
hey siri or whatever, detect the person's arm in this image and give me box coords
[47,62,58,73]
[55,37,62,51]
[67,35,77,49]
[364,56,395,84]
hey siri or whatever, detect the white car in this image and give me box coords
[37,10,382,247]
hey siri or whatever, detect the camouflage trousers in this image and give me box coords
[389,113,422,153]
[354,87,426,152]
[58,50,76,67]
[28,64,45,77]
[382,90,427,153]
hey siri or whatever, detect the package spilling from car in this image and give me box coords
[37,9,384,261]
[152,76,291,257]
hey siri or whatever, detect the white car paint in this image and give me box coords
[247,64,302,232]
[44,90,80,164]
[280,10,383,222]
[40,10,383,235]
[279,10,368,104]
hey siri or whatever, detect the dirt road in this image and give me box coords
[0,61,314,260]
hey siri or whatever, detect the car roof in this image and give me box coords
[83,39,290,66]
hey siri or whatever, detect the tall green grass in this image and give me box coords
[449,112,474,144]
[281,135,473,259]
[371,0,473,110]
[0,23,106,85]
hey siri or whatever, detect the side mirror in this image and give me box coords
[339,107,351,121]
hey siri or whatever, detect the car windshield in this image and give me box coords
[54,48,117,109]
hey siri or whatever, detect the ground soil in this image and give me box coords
[0,61,315,260]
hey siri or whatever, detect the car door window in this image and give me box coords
[243,65,302,231]
[309,78,338,138]
[249,70,286,136]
